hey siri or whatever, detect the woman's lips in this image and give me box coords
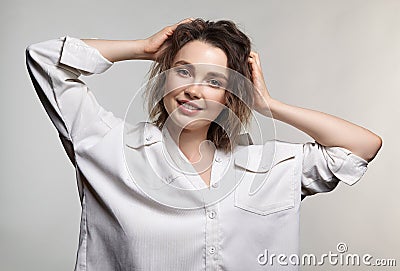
[177,100,203,110]
[177,100,203,116]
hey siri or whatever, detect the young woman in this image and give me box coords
[26,18,381,270]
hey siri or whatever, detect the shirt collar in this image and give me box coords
[124,121,163,148]
[124,121,295,174]
[124,121,254,149]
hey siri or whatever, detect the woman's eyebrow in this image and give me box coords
[172,60,228,80]
[172,60,194,69]
[207,72,228,81]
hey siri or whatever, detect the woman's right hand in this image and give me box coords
[142,18,193,60]
[81,18,193,63]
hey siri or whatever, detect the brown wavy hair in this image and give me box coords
[144,19,254,153]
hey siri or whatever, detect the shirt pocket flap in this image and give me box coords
[233,141,296,173]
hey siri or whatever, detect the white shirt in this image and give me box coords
[26,36,369,271]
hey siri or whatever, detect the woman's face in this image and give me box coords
[163,40,229,132]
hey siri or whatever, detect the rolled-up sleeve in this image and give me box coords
[26,36,120,153]
[301,141,369,196]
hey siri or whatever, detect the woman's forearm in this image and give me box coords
[80,19,193,63]
[81,39,151,63]
[266,98,382,162]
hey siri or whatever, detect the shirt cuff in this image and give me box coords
[59,36,113,75]
[323,145,368,186]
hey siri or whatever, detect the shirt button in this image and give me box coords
[208,210,216,219]
[211,182,219,188]
[208,246,216,254]
[215,157,222,163]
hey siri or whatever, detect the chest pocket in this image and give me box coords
[233,142,296,216]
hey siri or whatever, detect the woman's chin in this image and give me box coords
[166,117,212,133]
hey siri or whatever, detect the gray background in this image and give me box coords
[1,0,399,270]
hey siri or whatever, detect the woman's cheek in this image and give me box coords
[204,99,226,119]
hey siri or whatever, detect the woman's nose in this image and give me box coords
[184,83,203,99]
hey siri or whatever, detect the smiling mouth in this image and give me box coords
[177,100,203,111]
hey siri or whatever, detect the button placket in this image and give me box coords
[210,154,224,190]
[205,204,220,270]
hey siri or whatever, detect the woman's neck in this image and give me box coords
[165,123,214,164]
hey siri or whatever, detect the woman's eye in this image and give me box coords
[208,79,222,88]
[176,68,191,77]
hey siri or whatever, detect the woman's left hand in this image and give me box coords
[144,18,193,60]
[248,51,274,117]
[247,52,382,162]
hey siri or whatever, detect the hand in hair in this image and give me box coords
[248,51,273,116]
[143,18,193,60]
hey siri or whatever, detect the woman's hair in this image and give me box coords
[144,18,254,153]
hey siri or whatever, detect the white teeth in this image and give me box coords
[182,103,200,110]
